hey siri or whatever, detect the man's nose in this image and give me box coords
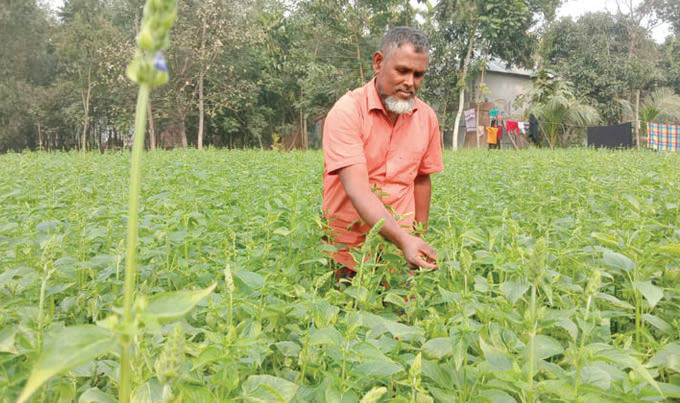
[403,73,414,88]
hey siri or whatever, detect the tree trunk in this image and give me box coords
[179,118,188,148]
[452,87,465,150]
[476,65,486,149]
[353,32,365,83]
[37,122,42,151]
[81,67,92,152]
[198,71,205,150]
[439,94,448,147]
[147,100,156,150]
[197,20,207,150]
[451,24,477,150]
[634,89,640,150]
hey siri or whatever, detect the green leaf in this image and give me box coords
[384,292,408,308]
[131,379,163,402]
[557,318,579,341]
[274,341,301,357]
[641,314,671,333]
[422,337,453,360]
[647,343,680,372]
[233,270,265,290]
[178,383,217,401]
[143,282,217,322]
[18,325,115,403]
[354,360,404,377]
[0,327,18,354]
[242,374,299,403]
[500,280,529,305]
[359,387,387,403]
[601,251,634,272]
[580,365,612,389]
[480,337,514,372]
[532,335,564,360]
[596,292,634,310]
[79,387,117,403]
[479,388,517,403]
[309,327,343,346]
[474,275,489,292]
[657,244,680,256]
[273,227,291,236]
[632,280,664,308]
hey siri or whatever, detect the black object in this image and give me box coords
[587,123,633,149]
[529,114,539,144]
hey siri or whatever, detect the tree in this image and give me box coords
[0,0,55,151]
[544,12,661,124]
[432,0,561,149]
[55,0,125,151]
[522,70,600,148]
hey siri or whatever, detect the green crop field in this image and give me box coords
[1,149,678,402]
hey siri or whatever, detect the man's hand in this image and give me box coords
[398,234,437,270]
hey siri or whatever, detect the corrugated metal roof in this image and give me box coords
[485,59,534,77]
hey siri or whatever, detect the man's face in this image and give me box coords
[373,44,429,115]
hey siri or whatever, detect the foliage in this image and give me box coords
[427,0,560,148]
[543,12,662,124]
[517,70,600,147]
[0,0,55,151]
[619,87,680,125]
[1,149,679,401]
[1,0,680,152]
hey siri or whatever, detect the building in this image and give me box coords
[457,60,534,149]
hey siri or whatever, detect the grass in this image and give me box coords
[0,148,678,402]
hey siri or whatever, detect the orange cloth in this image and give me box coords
[322,78,443,268]
[486,126,498,144]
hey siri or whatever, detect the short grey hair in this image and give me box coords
[379,26,430,57]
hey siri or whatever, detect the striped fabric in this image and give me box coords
[647,123,680,152]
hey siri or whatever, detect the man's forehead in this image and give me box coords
[385,45,429,68]
[384,43,428,57]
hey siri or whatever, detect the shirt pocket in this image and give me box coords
[386,149,424,185]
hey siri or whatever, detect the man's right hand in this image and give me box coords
[398,234,438,270]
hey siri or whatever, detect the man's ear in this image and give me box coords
[373,51,384,74]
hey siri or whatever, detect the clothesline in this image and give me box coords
[472,119,677,129]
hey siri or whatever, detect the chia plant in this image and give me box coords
[121,0,176,400]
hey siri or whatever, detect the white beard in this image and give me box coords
[384,95,415,114]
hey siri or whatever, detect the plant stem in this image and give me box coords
[120,83,150,403]
[37,263,52,352]
[528,284,537,403]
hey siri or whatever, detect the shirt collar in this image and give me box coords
[367,77,419,116]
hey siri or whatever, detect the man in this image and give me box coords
[322,26,443,278]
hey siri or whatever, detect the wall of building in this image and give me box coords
[456,71,533,149]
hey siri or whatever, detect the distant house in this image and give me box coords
[454,59,534,149]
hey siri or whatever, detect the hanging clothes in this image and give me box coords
[506,120,519,133]
[520,122,529,136]
[587,123,633,149]
[648,123,680,152]
[486,126,498,145]
[528,114,539,144]
[464,108,476,131]
[494,126,504,140]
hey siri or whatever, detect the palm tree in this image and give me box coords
[530,95,600,148]
[619,88,680,140]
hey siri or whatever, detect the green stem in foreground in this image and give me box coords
[120,84,150,403]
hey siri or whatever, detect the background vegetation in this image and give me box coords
[2,0,680,152]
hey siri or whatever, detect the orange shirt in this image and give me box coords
[486,127,498,144]
[322,78,443,268]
